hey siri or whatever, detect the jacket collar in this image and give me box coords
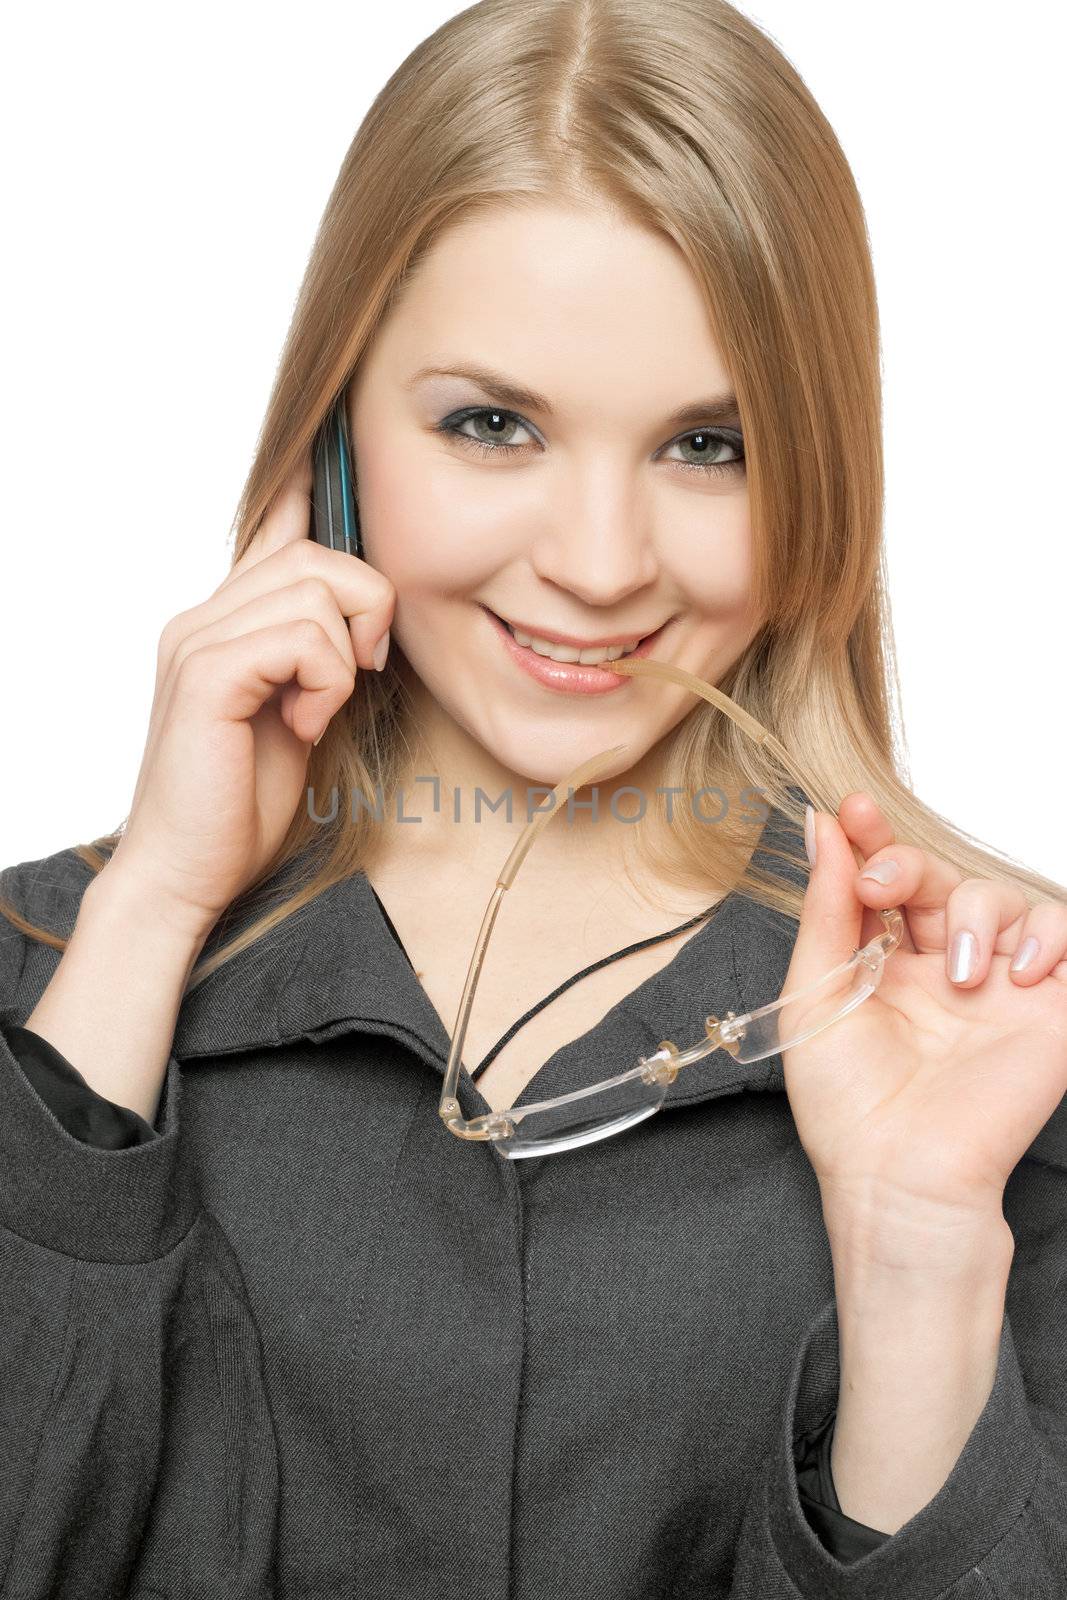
[166,795,806,1114]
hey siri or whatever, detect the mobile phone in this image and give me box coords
[310,394,363,558]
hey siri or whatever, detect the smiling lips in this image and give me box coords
[482,606,670,694]
[490,609,662,657]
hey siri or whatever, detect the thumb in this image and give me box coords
[783,806,866,1000]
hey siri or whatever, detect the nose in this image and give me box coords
[527,475,660,607]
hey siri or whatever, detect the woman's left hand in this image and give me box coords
[780,792,1067,1255]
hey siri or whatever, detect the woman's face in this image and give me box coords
[348,199,762,792]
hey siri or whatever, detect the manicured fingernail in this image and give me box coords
[373,629,390,672]
[1011,935,1039,973]
[804,804,816,867]
[860,859,900,885]
[949,929,977,983]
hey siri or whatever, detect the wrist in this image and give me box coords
[829,1246,1010,1534]
[831,1228,1013,1315]
[820,1171,1013,1278]
[82,861,215,963]
[829,1220,1015,1284]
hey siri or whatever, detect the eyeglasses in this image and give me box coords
[438,655,904,1160]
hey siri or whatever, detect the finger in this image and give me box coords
[178,618,356,746]
[170,578,358,682]
[835,790,898,858]
[216,453,314,592]
[825,796,921,953]
[835,790,1063,991]
[834,791,917,953]
[851,841,962,957]
[168,538,394,677]
[154,574,358,739]
[226,543,394,673]
[940,877,1030,988]
[784,807,866,997]
[1004,901,1067,986]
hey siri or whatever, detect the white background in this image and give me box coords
[1,2,1063,884]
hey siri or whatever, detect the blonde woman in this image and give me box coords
[2,2,1065,1595]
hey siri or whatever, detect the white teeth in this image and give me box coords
[509,625,641,664]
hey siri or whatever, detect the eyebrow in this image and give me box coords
[406,361,742,429]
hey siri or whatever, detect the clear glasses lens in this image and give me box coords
[723,940,887,1063]
[491,940,889,1159]
[494,1065,669,1160]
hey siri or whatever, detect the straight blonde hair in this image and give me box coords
[5,0,1064,983]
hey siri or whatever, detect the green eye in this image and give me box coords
[667,428,746,475]
[441,407,534,453]
[436,406,746,478]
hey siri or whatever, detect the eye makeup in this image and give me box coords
[433,404,746,480]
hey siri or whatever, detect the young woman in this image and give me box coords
[2,1,1065,1595]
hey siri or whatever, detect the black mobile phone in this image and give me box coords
[310,394,363,558]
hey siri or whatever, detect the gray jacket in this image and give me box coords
[1,811,1065,1599]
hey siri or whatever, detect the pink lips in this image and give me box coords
[482,606,669,695]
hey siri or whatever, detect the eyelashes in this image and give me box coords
[434,405,746,479]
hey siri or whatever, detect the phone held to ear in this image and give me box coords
[310,394,363,558]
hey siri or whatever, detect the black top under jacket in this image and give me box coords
[1,798,1065,1598]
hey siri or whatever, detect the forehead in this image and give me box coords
[364,200,734,413]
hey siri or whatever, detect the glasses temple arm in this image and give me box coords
[440,744,631,1126]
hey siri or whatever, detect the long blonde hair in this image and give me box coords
[5,0,1064,983]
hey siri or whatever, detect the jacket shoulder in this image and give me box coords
[0,845,97,925]
[0,846,99,992]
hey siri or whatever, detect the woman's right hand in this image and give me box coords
[101,453,395,939]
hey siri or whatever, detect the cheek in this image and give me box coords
[663,496,754,618]
[355,440,518,593]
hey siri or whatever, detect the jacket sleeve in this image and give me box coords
[727,1171,1067,1598]
[794,1411,890,1562]
[0,1019,160,1147]
[0,866,280,1599]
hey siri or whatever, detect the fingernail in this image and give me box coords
[313,727,326,747]
[804,804,817,867]
[373,629,390,672]
[1011,935,1039,973]
[860,859,900,885]
[949,929,977,983]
